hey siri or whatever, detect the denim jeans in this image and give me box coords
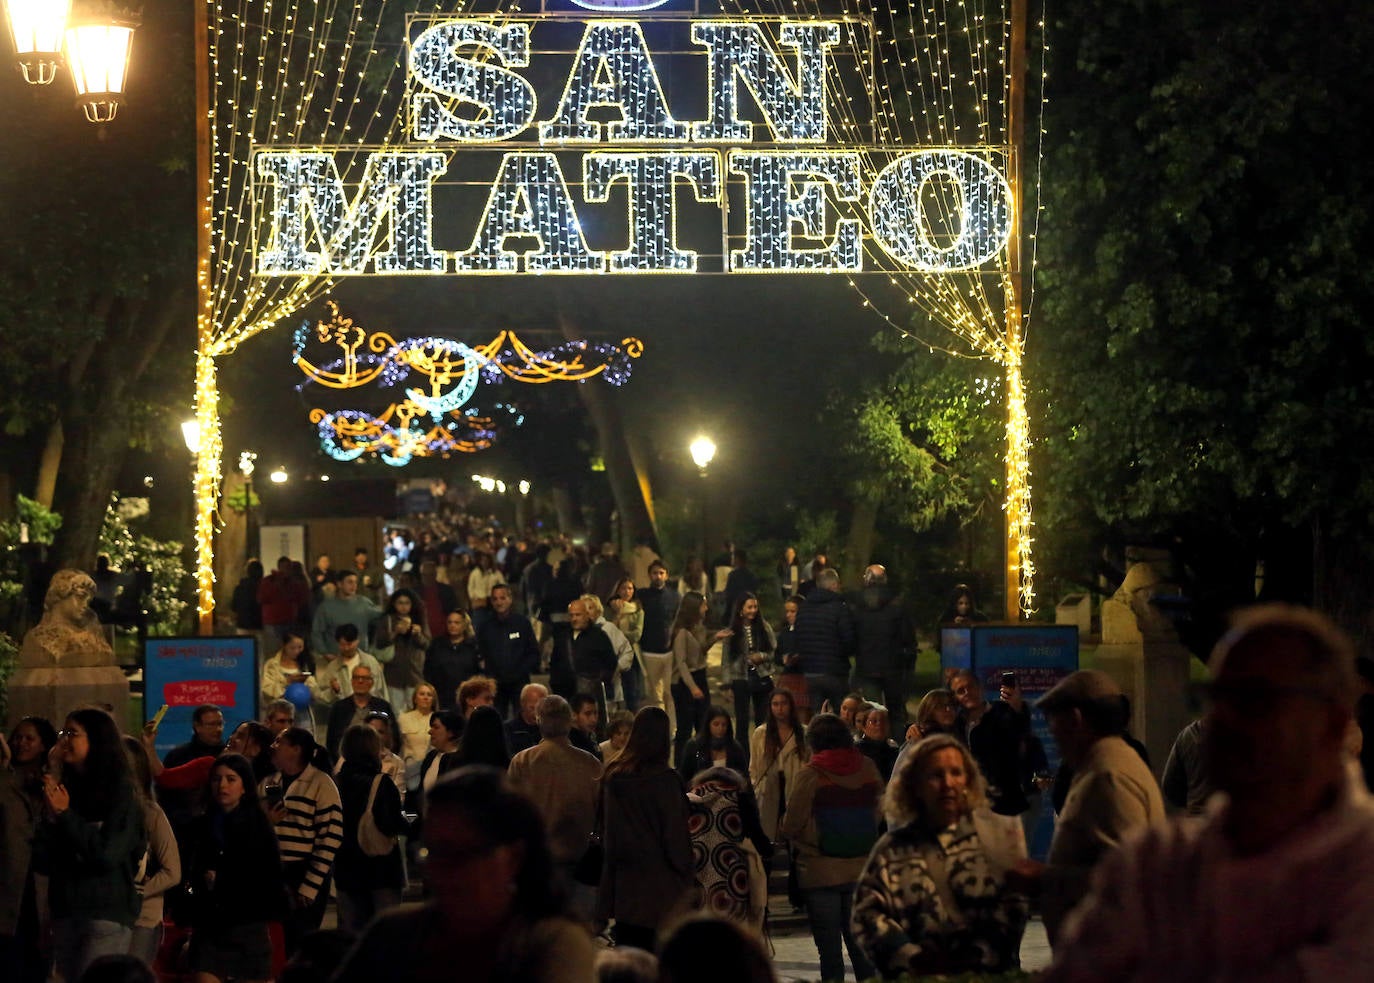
[52,917,133,983]
[804,884,875,982]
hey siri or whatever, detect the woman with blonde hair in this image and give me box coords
[852,733,1028,979]
[398,684,438,786]
[425,609,479,712]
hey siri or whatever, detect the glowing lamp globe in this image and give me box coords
[689,435,716,471]
[5,0,70,84]
[64,10,136,123]
[284,681,313,710]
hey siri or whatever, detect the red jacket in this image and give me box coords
[257,572,309,626]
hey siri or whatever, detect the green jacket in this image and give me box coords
[42,781,147,926]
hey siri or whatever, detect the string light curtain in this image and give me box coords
[718,0,1048,615]
[191,0,1046,625]
[193,0,444,627]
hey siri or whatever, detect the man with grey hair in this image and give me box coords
[1042,605,1374,980]
[263,699,296,736]
[503,682,548,755]
[795,567,858,717]
[508,694,603,917]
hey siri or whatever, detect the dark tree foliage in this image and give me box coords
[1030,0,1374,649]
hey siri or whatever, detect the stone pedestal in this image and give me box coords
[4,568,131,729]
[1092,550,1194,777]
[5,665,130,728]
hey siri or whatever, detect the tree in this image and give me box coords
[0,3,196,569]
[837,339,1005,584]
[1030,0,1374,647]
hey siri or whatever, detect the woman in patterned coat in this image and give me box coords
[851,733,1029,979]
[686,766,773,934]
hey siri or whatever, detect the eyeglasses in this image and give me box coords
[57,729,84,740]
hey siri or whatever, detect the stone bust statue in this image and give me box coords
[18,569,116,668]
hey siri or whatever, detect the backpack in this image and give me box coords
[357,775,395,857]
[811,768,879,859]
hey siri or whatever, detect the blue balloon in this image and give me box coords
[284,681,313,709]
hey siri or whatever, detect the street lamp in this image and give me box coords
[689,435,716,569]
[269,467,288,484]
[63,6,136,122]
[180,418,201,456]
[238,451,257,563]
[4,0,70,84]
[689,435,717,473]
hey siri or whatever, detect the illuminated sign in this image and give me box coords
[252,15,1012,277]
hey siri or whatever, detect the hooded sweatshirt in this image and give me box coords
[781,746,883,888]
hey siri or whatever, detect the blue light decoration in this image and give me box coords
[295,302,642,466]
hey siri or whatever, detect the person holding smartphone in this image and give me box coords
[949,668,1033,817]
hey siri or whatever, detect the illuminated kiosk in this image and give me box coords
[191,0,1038,630]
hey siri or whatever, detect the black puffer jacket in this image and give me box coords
[794,588,856,678]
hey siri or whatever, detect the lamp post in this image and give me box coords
[4,0,70,83]
[238,451,256,564]
[689,435,716,569]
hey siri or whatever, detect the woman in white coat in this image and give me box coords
[749,688,808,841]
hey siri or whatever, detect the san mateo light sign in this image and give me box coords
[250,5,1013,278]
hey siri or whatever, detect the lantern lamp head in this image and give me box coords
[63,6,137,123]
[5,0,71,84]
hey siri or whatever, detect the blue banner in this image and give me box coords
[143,637,259,760]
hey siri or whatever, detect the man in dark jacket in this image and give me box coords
[519,544,554,627]
[567,598,617,729]
[850,565,916,731]
[475,584,541,719]
[722,549,760,621]
[795,568,857,717]
[326,664,400,757]
[951,667,1032,816]
[637,561,680,721]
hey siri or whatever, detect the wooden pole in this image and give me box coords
[1004,0,1028,622]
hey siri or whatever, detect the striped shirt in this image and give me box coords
[260,764,343,902]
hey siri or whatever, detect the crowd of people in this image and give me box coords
[7,527,1374,983]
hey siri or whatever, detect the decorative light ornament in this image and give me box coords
[64,6,136,123]
[269,468,288,484]
[4,0,71,84]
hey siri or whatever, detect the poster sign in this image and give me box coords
[259,524,306,564]
[143,637,259,760]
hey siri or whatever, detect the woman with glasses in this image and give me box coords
[41,708,147,982]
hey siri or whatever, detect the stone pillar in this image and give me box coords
[1092,549,1194,777]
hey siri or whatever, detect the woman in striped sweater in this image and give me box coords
[260,727,343,953]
